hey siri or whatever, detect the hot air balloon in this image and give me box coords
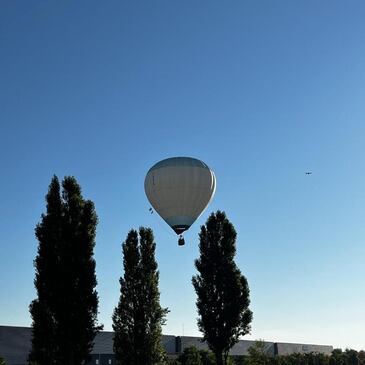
[144,157,216,246]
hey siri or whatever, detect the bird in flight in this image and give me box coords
[305,172,312,175]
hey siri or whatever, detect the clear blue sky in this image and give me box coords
[1,0,364,351]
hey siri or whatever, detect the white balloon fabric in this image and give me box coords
[144,157,216,235]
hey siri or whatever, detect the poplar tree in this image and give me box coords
[29,176,101,365]
[192,211,253,365]
[29,176,62,365]
[113,227,168,365]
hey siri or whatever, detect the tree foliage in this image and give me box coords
[29,176,101,365]
[192,211,253,365]
[246,341,270,365]
[179,347,203,365]
[176,347,233,365]
[329,349,362,365]
[199,349,219,365]
[113,227,168,365]
[238,343,364,365]
[172,346,365,365]
[169,347,365,365]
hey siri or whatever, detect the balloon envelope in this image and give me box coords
[144,157,216,235]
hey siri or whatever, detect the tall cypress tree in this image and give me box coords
[192,211,253,365]
[139,227,168,365]
[29,176,62,365]
[112,230,140,365]
[29,176,101,365]
[113,227,168,365]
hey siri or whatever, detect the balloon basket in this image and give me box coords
[178,235,185,246]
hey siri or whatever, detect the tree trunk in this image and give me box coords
[215,351,224,365]
[69,351,74,365]
[223,351,229,365]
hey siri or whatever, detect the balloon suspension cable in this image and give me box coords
[178,235,185,246]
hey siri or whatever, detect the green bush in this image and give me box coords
[199,349,216,365]
[178,346,237,365]
[174,344,362,365]
[179,347,203,365]
[246,340,271,365]
[231,356,247,365]
[165,358,182,365]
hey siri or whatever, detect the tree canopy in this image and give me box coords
[29,176,101,365]
[192,211,253,365]
[113,227,168,365]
